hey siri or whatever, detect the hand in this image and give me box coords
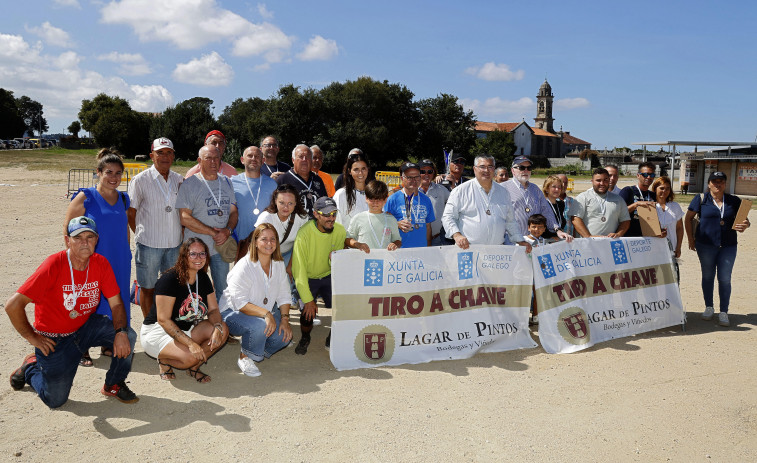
[387,242,398,251]
[263,312,276,337]
[607,233,621,238]
[208,324,225,350]
[302,301,318,321]
[688,238,696,251]
[188,341,207,363]
[657,228,668,239]
[270,172,284,181]
[398,219,412,233]
[27,333,56,356]
[734,220,749,233]
[516,241,533,254]
[355,242,370,254]
[278,317,293,343]
[674,248,681,258]
[453,233,469,250]
[212,227,229,245]
[112,330,131,358]
[556,230,573,243]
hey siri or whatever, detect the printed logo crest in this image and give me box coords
[354,325,395,364]
[557,307,591,346]
[363,259,383,286]
[611,240,628,265]
[457,252,473,280]
[363,333,386,360]
[538,254,556,279]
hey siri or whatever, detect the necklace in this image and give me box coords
[65,250,89,318]
[198,173,224,216]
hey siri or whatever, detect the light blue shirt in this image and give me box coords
[232,173,277,241]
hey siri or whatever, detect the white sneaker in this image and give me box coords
[702,306,714,320]
[237,357,261,377]
[718,312,730,327]
[312,316,322,326]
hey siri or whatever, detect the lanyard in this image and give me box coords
[474,181,493,214]
[404,192,419,225]
[264,163,278,175]
[594,190,607,217]
[65,250,89,313]
[635,186,650,202]
[368,213,389,248]
[152,169,175,210]
[261,261,272,305]
[186,277,199,311]
[198,173,223,211]
[289,172,313,192]
[244,176,262,214]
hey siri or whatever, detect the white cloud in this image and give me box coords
[257,3,274,20]
[100,0,293,64]
[25,22,74,48]
[297,35,338,61]
[53,0,81,8]
[0,34,172,123]
[465,62,525,82]
[172,52,234,86]
[98,52,151,76]
[459,97,533,118]
[555,97,590,110]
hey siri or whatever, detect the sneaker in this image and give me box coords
[9,354,36,391]
[702,306,714,320]
[295,336,310,355]
[325,333,331,351]
[312,316,322,326]
[718,312,730,327]
[237,357,261,377]
[529,315,539,326]
[101,381,139,404]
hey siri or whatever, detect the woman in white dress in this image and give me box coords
[333,151,370,231]
[652,176,683,282]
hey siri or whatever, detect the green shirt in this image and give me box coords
[347,211,401,249]
[292,220,346,304]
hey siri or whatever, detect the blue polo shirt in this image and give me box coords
[689,192,742,247]
[384,189,435,248]
[232,173,278,241]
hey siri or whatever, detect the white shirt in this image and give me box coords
[128,165,183,248]
[334,187,369,232]
[220,258,290,313]
[656,201,684,252]
[255,211,309,256]
[442,178,521,245]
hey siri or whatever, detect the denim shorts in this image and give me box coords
[135,243,181,289]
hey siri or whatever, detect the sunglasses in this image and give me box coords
[638,173,656,178]
[420,169,434,175]
[317,210,337,218]
[514,165,533,171]
[262,143,278,148]
[189,251,207,258]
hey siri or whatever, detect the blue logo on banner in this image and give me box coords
[458,252,473,280]
[611,241,628,264]
[538,254,556,279]
[364,259,383,286]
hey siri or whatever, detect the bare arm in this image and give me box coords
[127,207,136,233]
[64,193,86,244]
[179,208,216,236]
[683,209,697,251]
[572,216,592,238]
[675,219,683,258]
[156,294,207,363]
[608,220,630,238]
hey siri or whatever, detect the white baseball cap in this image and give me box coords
[152,137,174,151]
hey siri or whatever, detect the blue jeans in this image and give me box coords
[696,243,737,313]
[222,306,290,362]
[209,254,230,300]
[135,243,181,289]
[24,314,137,408]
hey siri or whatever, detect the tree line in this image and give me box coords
[0,89,49,139]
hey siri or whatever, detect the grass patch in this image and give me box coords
[0,148,195,175]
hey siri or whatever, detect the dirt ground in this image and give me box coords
[0,165,755,462]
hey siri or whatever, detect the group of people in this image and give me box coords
[6,130,751,409]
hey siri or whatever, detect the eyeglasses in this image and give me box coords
[189,251,207,258]
[475,165,495,171]
[514,165,533,171]
[317,210,337,218]
[420,169,434,175]
[403,175,421,182]
[262,143,278,148]
[638,173,656,178]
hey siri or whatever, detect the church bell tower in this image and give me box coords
[534,79,555,133]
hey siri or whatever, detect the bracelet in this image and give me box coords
[281,314,290,318]
[213,323,223,334]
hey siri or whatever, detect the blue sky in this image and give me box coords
[3,0,756,149]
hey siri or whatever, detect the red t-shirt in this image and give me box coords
[18,251,119,334]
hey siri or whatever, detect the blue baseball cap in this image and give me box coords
[67,216,98,236]
[511,156,532,166]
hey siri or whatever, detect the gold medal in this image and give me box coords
[69,309,79,319]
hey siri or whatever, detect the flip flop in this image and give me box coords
[79,352,93,367]
[187,367,211,383]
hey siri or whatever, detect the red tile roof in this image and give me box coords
[475,121,520,133]
[531,127,559,138]
[561,133,590,145]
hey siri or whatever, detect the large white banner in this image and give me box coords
[330,245,536,370]
[532,237,684,354]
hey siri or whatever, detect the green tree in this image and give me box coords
[469,129,516,167]
[417,93,477,169]
[0,88,26,139]
[150,97,216,160]
[16,95,48,135]
[78,93,150,156]
[68,120,81,138]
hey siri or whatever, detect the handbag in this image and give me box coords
[215,235,239,263]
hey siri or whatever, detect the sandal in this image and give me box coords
[101,346,114,358]
[79,352,93,367]
[187,367,211,383]
[158,361,175,381]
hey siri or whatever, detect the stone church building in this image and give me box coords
[475,80,591,161]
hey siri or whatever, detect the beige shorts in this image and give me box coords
[140,322,194,358]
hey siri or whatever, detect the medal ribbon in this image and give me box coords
[66,249,89,312]
[244,176,262,212]
[368,213,389,248]
[152,168,175,209]
[198,173,223,211]
[186,277,199,313]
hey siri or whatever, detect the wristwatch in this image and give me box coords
[114,327,128,335]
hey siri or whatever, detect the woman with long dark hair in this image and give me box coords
[333,151,370,231]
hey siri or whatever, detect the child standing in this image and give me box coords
[346,180,402,253]
[524,214,558,325]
